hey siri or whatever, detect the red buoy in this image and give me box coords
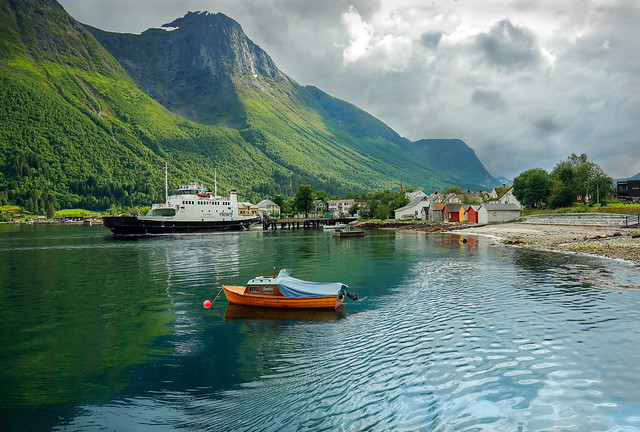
[203,300,212,308]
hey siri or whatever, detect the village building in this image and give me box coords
[463,205,480,223]
[477,203,521,224]
[238,202,259,216]
[394,195,432,220]
[256,199,280,218]
[327,199,366,217]
[429,202,446,221]
[444,203,463,222]
[405,190,427,200]
[617,179,640,201]
[495,187,522,207]
[313,200,327,214]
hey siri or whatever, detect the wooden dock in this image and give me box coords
[262,216,357,230]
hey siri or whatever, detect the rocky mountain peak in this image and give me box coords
[88,11,284,126]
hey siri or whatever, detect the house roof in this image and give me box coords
[480,202,521,211]
[395,195,430,212]
[445,203,463,212]
[491,185,513,199]
[256,199,279,208]
[432,202,445,211]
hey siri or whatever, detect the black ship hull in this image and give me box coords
[103,216,260,236]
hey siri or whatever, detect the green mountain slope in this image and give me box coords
[0,0,291,211]
[409,139,499,190]
[86,12,461,195]
[0,1,495,214]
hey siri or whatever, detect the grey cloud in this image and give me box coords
[419,32,443,50]
[470,87,507,112]
[475,19,541,69]
[532,116,564,136]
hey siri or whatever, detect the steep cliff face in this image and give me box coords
[88,12,286,128]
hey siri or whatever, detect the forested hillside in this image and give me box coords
[0,0,497,215]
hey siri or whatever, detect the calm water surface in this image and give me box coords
[1,224,639,431]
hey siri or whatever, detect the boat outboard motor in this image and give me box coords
[345,289,358,301]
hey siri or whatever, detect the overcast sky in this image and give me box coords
[58,0,640,180]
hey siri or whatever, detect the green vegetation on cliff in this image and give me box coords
[0,1,494,215]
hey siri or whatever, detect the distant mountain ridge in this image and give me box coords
[0,0,500,214]
[409,139,499,190]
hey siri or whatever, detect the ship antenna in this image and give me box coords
[164,162,168,205]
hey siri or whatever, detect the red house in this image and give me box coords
[444,204,462,222]
[464,205,479,223]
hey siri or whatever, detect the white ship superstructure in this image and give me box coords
[103,168,260,235]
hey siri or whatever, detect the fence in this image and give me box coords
[517,212,640,227]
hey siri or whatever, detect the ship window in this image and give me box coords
[262,286,274,294]
[248,286,259,293]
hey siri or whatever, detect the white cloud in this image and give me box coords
[340,6,413,72]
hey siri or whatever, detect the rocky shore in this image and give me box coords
[356,221,640,267]
[456,223,640,267]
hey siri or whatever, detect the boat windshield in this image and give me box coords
[147,207,176,217]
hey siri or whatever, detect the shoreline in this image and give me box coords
[456,222,640,267]
[356,221,640,267]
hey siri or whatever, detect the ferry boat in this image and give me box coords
[222,269,358,310]
[103,168,260,235]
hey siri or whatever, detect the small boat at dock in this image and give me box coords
[222,269,358,310]
[332,226,365,238]
[322,223,347,231]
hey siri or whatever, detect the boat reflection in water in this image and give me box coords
[223,304,347,321]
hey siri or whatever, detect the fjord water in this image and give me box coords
[1,225,640,431]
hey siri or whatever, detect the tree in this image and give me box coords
[293,185,313,216]
[548,179,575,209]
[551,153,613,206]
[512,168,553,208]
[360,190,409,219]
[441,186,462,194]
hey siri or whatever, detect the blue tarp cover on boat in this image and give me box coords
[276,271,348,298]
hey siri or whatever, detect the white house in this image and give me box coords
[406,190,427,200]
[497,187,522,208]
[394,195,432,220]
[477,203,521,224]
[327,199,358,217]
[256,199,280,218]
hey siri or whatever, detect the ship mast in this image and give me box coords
[214,168,218,197]
[164,162,168,205]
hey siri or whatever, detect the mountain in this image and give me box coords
[89,13,498,191]
[85,12,283,129]
[87,12,468,192]
[0,1,496,214]
[408,139,499,191]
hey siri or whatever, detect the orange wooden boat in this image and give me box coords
[222,269,358,310]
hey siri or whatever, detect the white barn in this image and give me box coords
[477,203,522,224]
[394,195,432,220]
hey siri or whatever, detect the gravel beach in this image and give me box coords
[455,222,640,267]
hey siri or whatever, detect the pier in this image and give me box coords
[262,216,357,230]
